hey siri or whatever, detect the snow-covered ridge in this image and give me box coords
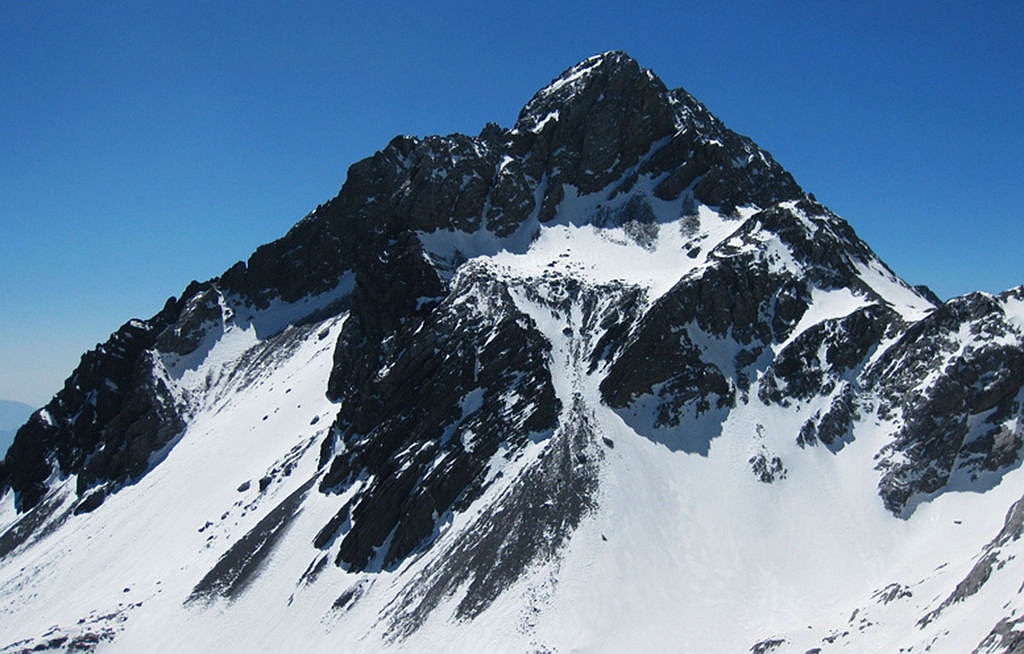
[158,275,355,411]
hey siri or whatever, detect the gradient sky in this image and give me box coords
[2,1,1022,407]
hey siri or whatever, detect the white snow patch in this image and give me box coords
[854,259,934,321]
[775,286,869,353]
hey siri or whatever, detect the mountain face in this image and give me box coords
[2,52,1023,653]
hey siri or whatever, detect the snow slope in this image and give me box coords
[0,197,1013,653]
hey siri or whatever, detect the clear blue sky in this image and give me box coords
[2,1,1022,407]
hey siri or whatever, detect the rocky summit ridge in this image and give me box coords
[1,52,1023,653]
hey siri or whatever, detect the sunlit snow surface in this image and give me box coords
[1,189,1021,653]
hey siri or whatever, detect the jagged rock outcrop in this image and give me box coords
[318,266,560,571]
[760,304,900,405]
[2,308,183,511]
[598,198,904,432]
[867,289,1024,514]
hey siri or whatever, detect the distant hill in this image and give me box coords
[0,400,34,455]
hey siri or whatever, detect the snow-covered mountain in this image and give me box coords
[2,51,1023,653]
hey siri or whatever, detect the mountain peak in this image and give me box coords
[515,50,667,134]
[530,50,646,96]
[504,52,803,212]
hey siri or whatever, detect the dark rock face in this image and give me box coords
[512,52,678,198]
[218,204,356,309]
[507,52,803,223]
[807,383,858,449]
[153,283,221,354]
[599,199,892,430]
[755,278,1023,516]
[750,637,788,654]
[324,233,446,407]
[2,309,183,511]
[867,291,1024,515]
[758,303,902,453]
[873,582,913,604]
[760,304,900,406]
[73,489,106,515]
[0,217,357,517]
[317,267,561,572]
[748,200,879,290]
